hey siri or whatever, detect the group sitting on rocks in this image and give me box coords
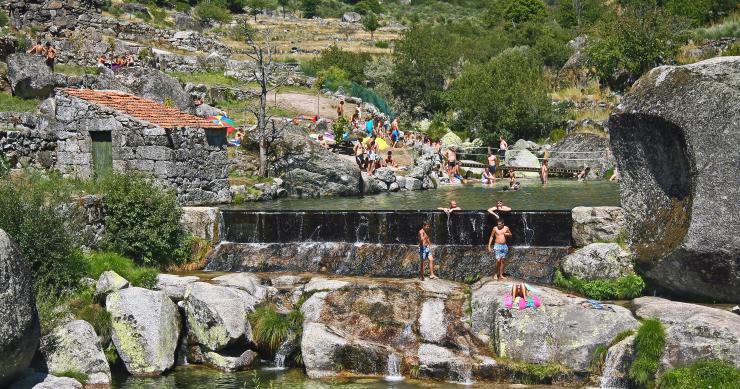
[97,54,136,72]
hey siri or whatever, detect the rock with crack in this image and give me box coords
[155,274,199,301]
[106,287,181,376]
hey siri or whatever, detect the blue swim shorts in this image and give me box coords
[494,244,508,260]
[419,245,431,261]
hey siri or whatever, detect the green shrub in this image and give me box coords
[0,176,86,292]
[630,319,667,388]
[249,305,292,352]
[506,360,573,384]
[101,174,186,267]
[554,270,646,300]
[0,10,9,28]
[67,287,112,343]
[374,40,390,49]
[658,360,740,389]
[194,2,233,23]
[84,251,159,288]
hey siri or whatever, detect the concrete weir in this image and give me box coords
[205,210,573,284]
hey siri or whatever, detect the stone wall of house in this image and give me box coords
[0,113,57,170]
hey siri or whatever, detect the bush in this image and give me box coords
[658,360,740,389]
[194,1,233,23]
[249,305,292,352]
[84,251,159,288]
[0,10,9,28]
[554,270,646,300]
[101,174,186,267]
[374,40,390,48]
[630,319,667,388]
[0,175,86,292]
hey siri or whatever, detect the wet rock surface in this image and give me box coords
[607,56,740,302]
[0,229,41,387]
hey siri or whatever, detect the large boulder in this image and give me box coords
[183,282,257,351]
[599,335,635,389]
[549,133,613,175]
[39,320,111,385]
[341,12,362,23]
[155,274,199,301]
[633,297,740,374]
[561,243,634,281]
[114,67,193,112]
[272,126,362,197]
[505,148,540,170]
[471,279,638,373]
[572,206,626,247]
[9,372,83,389]
[95,270,129,299]
[6,54,56,99]
[180,207,220,244]
[607,56,740,302]
[0,229,40,387]
[106,287,181,376]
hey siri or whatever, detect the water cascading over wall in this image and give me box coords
[206,210,573,284]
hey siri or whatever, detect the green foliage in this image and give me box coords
[658,360,740,389]
[301,0,322,18]
[194,1,233,23]
[554,270,646,300]
[83,251,159,288]
[586,1,689,91]
[101,173,186,267]
[0,9,9,28]
[67,287,113,343]
[694,12,740,40]
[0,156,9,178]
[355,0,382,15]
[630,319,666,388]
[305,45,371,83]
[0,175,86,292]
[57,371,89,385]
[446,46,555,144]
[374,40,390,48]
[503,0,546,24]
[250,305,292,352]
[333,116,350,143]
[362,12,380,38]
[0,92,41,112]
[556,0,609,30]
[317,65,351,91]
[665,0,737,25]
[506,359,574,384]
[425,114,450,142]
[547,128,567,143]
[55,64,99,76]
[591,329,636,373]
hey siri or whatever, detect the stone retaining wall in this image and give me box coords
[0,112,57,169]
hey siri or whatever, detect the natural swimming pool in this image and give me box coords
[231,179,620,211]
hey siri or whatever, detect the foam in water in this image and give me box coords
[521,213,535,247]
[264,339,292,371]
[385,354,404,382]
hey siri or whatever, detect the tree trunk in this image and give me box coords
[258,82,269,177]
[282,6,285,19]
[259,138,268,177]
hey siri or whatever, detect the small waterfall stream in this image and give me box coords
[266,339,293,370]
[521,213,535,246]
[449,363,474,385]
[385,354,404,382]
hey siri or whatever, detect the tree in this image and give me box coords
[246,0,268,22]
[586,0,689,91]
[556,0,609,30]
[504,0,546,25]
[301,0,321,18]
[278,0,292,18]
[391,24,458,118]
[446,47,555,143]
[362,12,380,40]
[237,22,288,177]
[337,22,358,41]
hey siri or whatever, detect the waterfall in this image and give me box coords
[385,354,404,381]
[521,213,535,247]
[449,363,474,385]
[267,339,293,370]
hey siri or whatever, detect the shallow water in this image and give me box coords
[231,179,620,211]
[112,365,557,388]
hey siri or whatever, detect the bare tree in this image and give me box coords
[240,22,289,177]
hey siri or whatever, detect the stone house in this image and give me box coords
[1,88,231,205]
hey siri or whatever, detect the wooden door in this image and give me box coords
[90,131,112,179]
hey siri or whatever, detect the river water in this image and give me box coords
[231,179,620,211]
[112,365,557,388]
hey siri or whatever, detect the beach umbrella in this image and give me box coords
[208,115,236,134]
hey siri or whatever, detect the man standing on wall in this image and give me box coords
[44,42,57,72]
[488,219,512,280]
[419,222,437,280]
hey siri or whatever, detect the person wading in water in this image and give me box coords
[487,219,512,280]
[419,222,437,280]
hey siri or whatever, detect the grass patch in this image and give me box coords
[590,329,636,373]
[170,71,243,87]
[249,305,292,352]
[658,360,740,389]
[0,92,40,112]
[56,370,89,385]
[84,251,159,289]
[554,270,645,300]
[55,64,98,76]
[694,13,740,40]
[504,359,574,384]
[629,319,666,388]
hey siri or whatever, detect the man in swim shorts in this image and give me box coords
[419,222,437,280]
[488,219,512,280]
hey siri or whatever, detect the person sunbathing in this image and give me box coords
[511,283,528,300]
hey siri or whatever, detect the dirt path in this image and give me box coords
[268,91,358,120]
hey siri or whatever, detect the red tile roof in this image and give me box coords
[62,88,224,129]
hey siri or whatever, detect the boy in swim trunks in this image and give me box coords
[487,219,512,280]
[419,222,437,280]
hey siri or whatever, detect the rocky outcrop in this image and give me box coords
[549,133,613,176]
[561,243,633,281]
[114,67,193,112]
[6,54,57,99]
[607,56,740,302]
[471,280,638,373]
[9,372,83,389]
[39,320,111,385]
[155,274,199,301]
[0,229,40,387]
[183,282,257,352]
[272,126,362,197]
[341,12,362,23]
[599,335,635,389]
[106,287,181,376]
[95,270,129,299]
[571,206,626,247]
[633,297,740,374]
[180,207,220,244]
